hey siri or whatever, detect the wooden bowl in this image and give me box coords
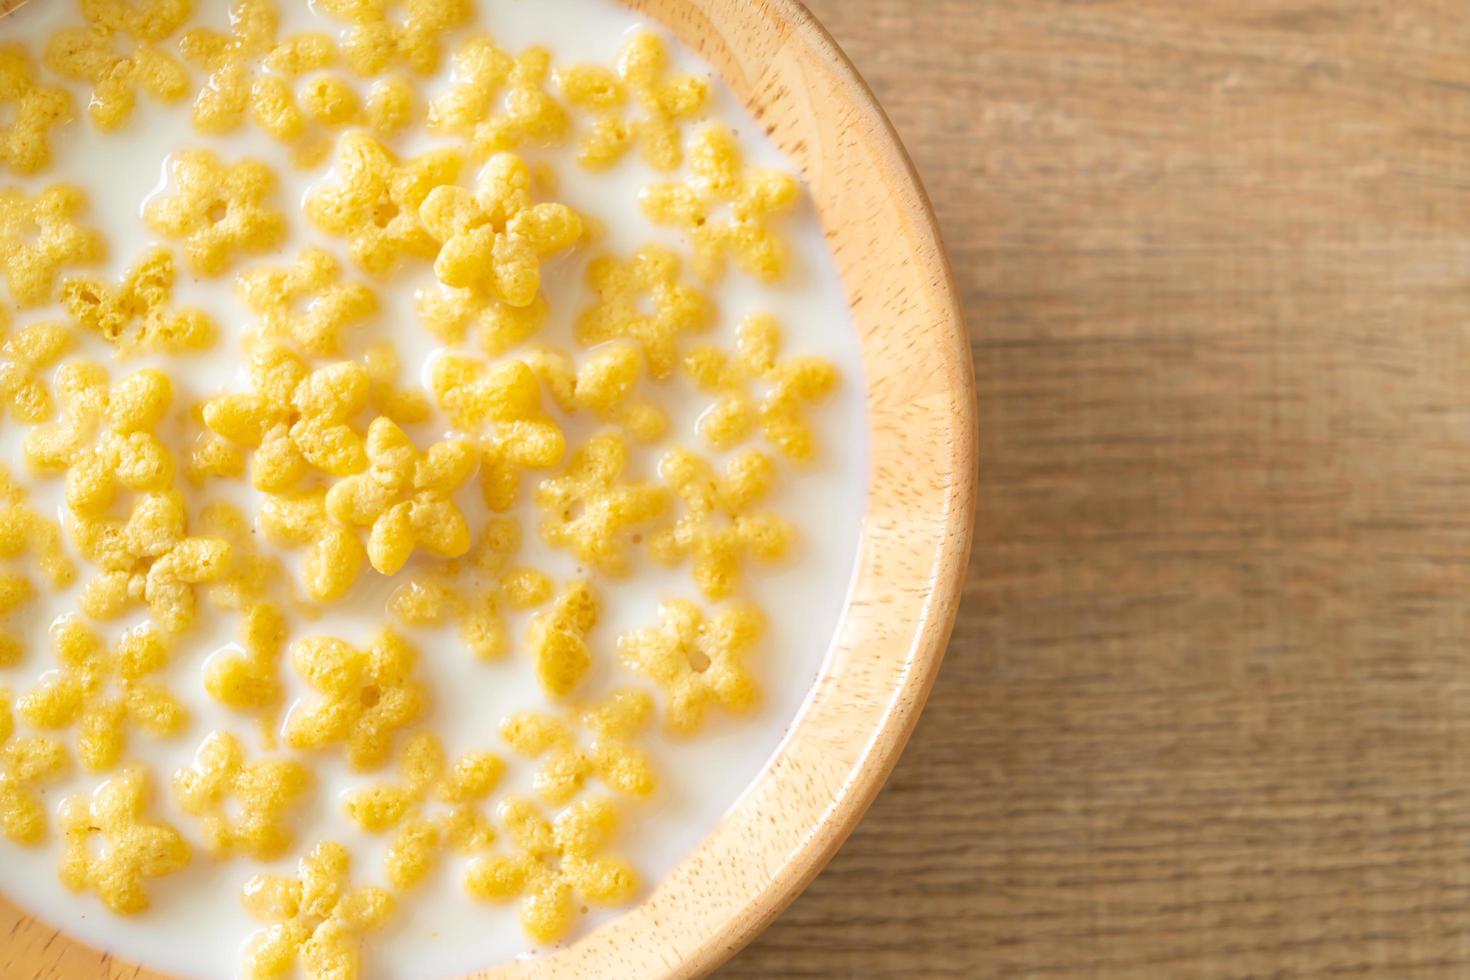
[0,0,975,976]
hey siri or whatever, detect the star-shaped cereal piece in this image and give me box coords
[419,152,582,309]
[306,132,463,277]
[344,732,502,889]
[204,604,289,743]
[526,343,668,444]
[174,730,312,860]
[535,432,668,575]
[318,0,470,77]
[465,796,638,944]
[618,600,763,734]
[144,150,286,276]
[0,309,71,423]
[238,248,377,357]
[0,688,70,844]
[62,248,217,354]
[19,616,189,770]
[0,184,104,308]
[259,489,367,602]
[684,313,839,462]
[388,516,552,661]
[284,628,428,770]
[58,768,190,915]
[44,0,191,130]
[526,580,598,698]
[641,125,801,282]
[573,246,712,379]
[0,466,74,666]
[0,45,75,174]
[502,689,655,806]
[428,39,568,157]
[559,32,708,172]
[649,448,793,600]
[203,340,372,493]
[429,353,565,511]
[241,841,393,980]
[324,417,476,575]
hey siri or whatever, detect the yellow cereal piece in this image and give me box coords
[560,32,708,172]
[535,432,668,574]
[641,125,801,282]
[238,248,377,357]
[419,152,582,308]
[199,502,287,611]
[363,341,432,424]
[0,45,74,174]
[0,311,71,423]
[618,600,762,734]
[324,417,475,575]
[44,0,191,130]
[284,629,428,770]
[501,689,655,805]
[144,150,287,277]
[388,516,551,661]
[575,246,712,378]
[465,796,638,944]
[365,75,415,133]
[241,841,393,980]
[0,689,70,844]
[306,132,463,277]
[62,248,217,354]
[418,284,547,355]
[58,768,190,915]
[684,313,839,462]
[0,468,72,666]
[526,580,598,698]
[186,430,247,483]
[526,344,668,444]
[0,184,104,308]
[318,0,470,77]
[344,731,502,889]
[202,340,371,493]
[649,448,793,600]
[428,40,568,157]
[203,603,287,742]
[174,730,311,860]
[19,616,188,770]
[259,489,366,601]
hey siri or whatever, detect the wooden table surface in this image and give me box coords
[726,1,1470,976]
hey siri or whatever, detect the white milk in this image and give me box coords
[0,1,868,977]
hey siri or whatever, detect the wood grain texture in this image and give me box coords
[727,0,1470,977]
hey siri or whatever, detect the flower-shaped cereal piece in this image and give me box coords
[345,732,502,889]
[388,516,552,661]
[19,616,188,770]
[649,448,793,600]
[419,152,582,308]
[535,432,668,574]
[0,689,70,844]
[306,133,463,277]
[685,313,839,462]
[0,467,74,666]
[203,340,371,493]
[58,768,190,914]
[559,32,708,172]
[526,343,668,444]
[0,309,71,422]
[144,150,286,276]
[44,0,191,130]
[68,491,233,633]
[318,0,470,77]
[0,184,104,307]
[238,247,377,356]
[501,689,655,805]
[284,628,428,770]
[526,580,598,698]
[618,600,763,733]
[641,125,801,282]
[174,730,312,860]
[259,489,366,601]
[62,248,217,354]
[0,45,74,174]
[241,841,393,980]
[324,417,476,575]
[574,246,711,378]
[465,796,638,944]
[428,40,568,157]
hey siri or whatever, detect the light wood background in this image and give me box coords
[728,1,1470,976]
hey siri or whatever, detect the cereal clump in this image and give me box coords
[44,0,191,130]
[0,689,70,844]
[62,249,217,354]
[144,150,288,276]
[58,768,191,914]
[174,730,312,859]
[501,689,655,805]
[619,600,764,733]
[0,44,74,174]
[0,184,104,308]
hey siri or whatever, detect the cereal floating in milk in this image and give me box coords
[57,767,190,914]
[173,729,312,859]
[0,689,71,844]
